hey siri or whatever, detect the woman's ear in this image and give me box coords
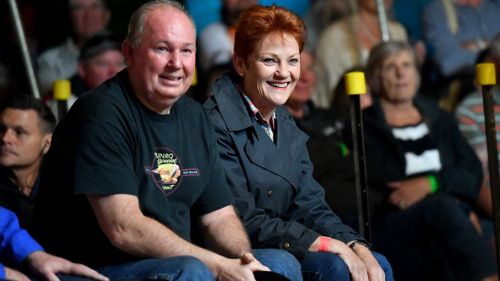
[232,55,246,77]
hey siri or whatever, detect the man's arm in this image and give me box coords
[199,205,252,258]
[88,194,267,280]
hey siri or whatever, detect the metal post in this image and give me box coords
[477,63,500,271]
[346,72,371,240]
[7,0,40,99]
[375,0,390,42]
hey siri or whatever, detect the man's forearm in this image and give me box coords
[88,194,227,274]
[200,206,252,258]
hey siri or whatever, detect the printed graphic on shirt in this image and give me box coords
[145,148,182,194]
[145,147,200,195]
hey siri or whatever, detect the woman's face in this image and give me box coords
[380,50,418,103]
[235,33,301,112]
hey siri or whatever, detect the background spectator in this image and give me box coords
[36,0,111,96]
[362,40,496,281]
[314,0,407,108]
[0,95,55,230]
[456,33,500,250]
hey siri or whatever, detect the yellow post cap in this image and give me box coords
[345,71,366,95]
[476,63,496,86]
[53,80,71,100]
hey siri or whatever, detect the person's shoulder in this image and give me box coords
[200,22,227,36]
[37,38,76,62]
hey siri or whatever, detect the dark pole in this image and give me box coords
[477,63,500,271]
[346,71,371,240]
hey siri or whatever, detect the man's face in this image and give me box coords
[124,7,196,113]
[79,49,125,89]
[0,109,51,169]
[70,0,110,41]
[288,51,316,106]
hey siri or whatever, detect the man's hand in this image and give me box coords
[27,251,109,281]
[214,254,270,281]
[387,176,431,209]
[5,266,30,281]
[352,243,385,281]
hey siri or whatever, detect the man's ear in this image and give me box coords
[232,55,246,77]
[122,41,133,66]
[41,133,52,155]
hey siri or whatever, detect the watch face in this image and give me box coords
[254,271,290,281]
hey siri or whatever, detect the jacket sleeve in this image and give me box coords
[289,141,366,245]
[0,207,44,272]
[434,114,483,201]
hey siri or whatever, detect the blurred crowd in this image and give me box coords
[1,0,500,280]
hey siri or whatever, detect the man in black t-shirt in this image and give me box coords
[33,1,301,281]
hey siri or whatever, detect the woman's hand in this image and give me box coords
[387,176,431,209]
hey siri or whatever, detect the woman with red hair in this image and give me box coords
[205,5,393,281]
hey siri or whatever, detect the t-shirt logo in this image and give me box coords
[145,148,182,194]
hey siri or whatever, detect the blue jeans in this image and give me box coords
[254,248,303,281]
[300,251,394,281]
[91,249,301,281]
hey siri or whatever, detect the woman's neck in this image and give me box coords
[380,99,422,127]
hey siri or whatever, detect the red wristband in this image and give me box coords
[318,237,331,252]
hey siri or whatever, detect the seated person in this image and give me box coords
[205,5,393,281]
[422,0,500,79]
[0,206,108,281]
[46,33,125,120]
[362,40,497,281]
[36,0,111,96]
[0,94,55,230]
[33,2,301,281]
[314,0,408,108]
[456,33,500,247]
[285,52,369,224]
[198,0,257,74]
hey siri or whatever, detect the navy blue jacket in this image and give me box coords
[204,73,363,258]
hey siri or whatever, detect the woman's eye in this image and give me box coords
[261,58,277,65]
[289,58,299,65]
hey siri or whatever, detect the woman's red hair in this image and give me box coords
[234,5,305,61]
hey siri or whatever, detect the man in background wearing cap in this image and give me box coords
[71,33,125,97]
[47,34,125,120]
[456,33,500,250]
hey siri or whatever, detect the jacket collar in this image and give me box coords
[211,72,254,132]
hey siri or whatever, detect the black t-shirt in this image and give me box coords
[33,70,232,266]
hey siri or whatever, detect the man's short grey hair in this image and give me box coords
[125,0,196,48]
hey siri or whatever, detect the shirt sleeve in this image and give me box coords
[0,207,44,267]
